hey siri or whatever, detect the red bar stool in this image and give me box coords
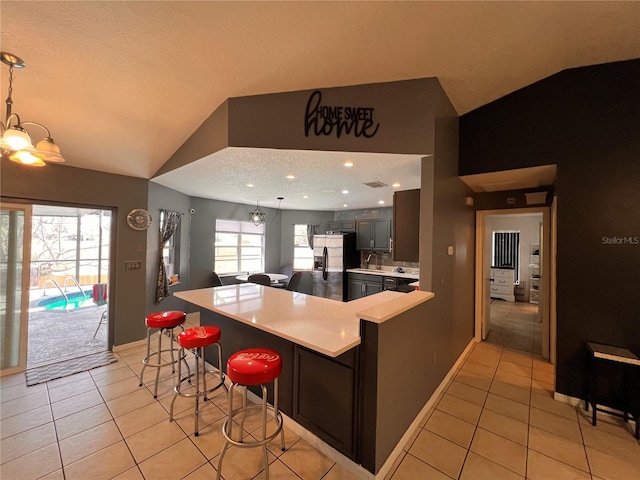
[169,325,226,436]
[139,310,187,398]
[216,348,285,480]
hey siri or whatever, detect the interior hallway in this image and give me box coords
[486,300,541,355]
[1,323,639,479]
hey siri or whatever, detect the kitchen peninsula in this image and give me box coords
[175,284,434,475]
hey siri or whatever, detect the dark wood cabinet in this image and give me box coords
[293,346,359,459]
[392,189,420,262]
[348,273,383,300]
[356,218,391,251]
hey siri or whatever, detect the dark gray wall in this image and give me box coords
[227,79,438,154]
[146,182,192,315]
[188,196,283,288]
[459,59,640,401]
[155,100,230,177]
[372,96,473,473]
[278,210,334,266]
[1,160,149,346]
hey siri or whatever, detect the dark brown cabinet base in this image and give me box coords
[293,346,359,460]
[201,309,359,460]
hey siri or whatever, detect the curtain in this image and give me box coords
[306,224,318,249]
[155,210,182,303]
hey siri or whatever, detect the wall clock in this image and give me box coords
[126,209,152,230]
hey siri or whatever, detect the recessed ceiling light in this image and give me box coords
[343,204,348,208]
[378,200,385,205]
[286,174,295,180]
[342,190,349,194]
[392,182,401,188]
[344,161,354,167]
[303,195,309,199]
[247,183,254,188]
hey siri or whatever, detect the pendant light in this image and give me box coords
[249,197,283,226]
[0,52,65,167]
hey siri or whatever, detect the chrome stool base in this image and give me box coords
[169,334,226,436]
[139,324,186,398]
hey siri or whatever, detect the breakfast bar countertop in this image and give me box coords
[175,284,433,357]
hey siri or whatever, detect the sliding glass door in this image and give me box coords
[0,203,32,375]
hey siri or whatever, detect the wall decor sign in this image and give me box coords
[304,90,380,139]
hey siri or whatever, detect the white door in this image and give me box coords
[0,203,32,376]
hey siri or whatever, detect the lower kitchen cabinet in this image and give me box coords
[348,273,383,300]
[293,346,358,459]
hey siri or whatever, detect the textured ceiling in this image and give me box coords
[153,148,422,210]
[2,1,639,208]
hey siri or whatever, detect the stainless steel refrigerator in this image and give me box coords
[312,233,359,301]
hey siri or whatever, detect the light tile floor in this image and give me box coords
[486,300,541,354]
[2,324,639,479]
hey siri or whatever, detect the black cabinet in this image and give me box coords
[356,218,391,251]
[328,220,356,232]
[293,346,359,459]
[392,189,420,262]
[348,273,383,300]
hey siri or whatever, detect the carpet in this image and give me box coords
[25,350,117,386]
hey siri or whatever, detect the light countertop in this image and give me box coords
[175,285,433,357]
[346,268,420,280]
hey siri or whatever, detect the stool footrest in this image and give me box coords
[174,370,226,398]
[221,408,283,448]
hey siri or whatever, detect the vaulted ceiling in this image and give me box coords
[2,1,639,208]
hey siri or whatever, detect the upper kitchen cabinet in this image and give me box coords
[356,219,391,251]
[392,189,420,262]
[328,220,356,233]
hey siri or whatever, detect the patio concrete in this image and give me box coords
[27,301,108,367]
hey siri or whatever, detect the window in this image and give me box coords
[492,230,520,281]
[293,224,313,270]
[215,219,265,274]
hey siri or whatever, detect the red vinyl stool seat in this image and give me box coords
[139,311,187,398]
[169,326,226,436]
[216,348,285,480]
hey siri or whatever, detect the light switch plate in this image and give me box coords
[447,245,454,255]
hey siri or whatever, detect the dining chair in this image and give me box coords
[286,271,303,292]
[248,274,271,286]
[212,271,223,287]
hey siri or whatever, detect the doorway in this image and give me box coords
[0,203,32,375]
[26,205,113,367]
[475,207,555,361]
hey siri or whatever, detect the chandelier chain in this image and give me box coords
[5,63,14,118]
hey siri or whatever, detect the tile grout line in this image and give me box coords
[45,380,65,480]
[455,343,503,480]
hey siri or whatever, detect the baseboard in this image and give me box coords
[112,312,200,354]
[242,337,477,479]
[113,339,146,353]
[555,391,638,425]
[243,387,375,479]
[553,391,582,407]
[374,337,477,480]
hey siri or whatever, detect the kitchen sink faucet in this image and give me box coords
[366,252,380,270]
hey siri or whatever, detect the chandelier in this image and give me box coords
[0,52,65,167]
[249,197,283,226]
[249,201,266,226]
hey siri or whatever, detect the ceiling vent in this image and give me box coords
[363,181,388,188]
